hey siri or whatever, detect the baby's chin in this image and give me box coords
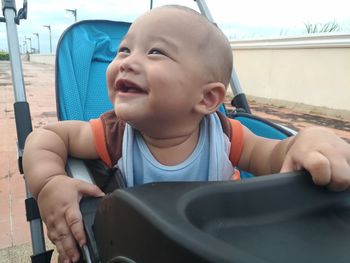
[113,105,143,124]
[114,106,129,120]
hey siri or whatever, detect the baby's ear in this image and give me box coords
[194,82,226,114]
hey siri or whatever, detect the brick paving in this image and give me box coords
[0,60,349,261]
[0,61,57,262]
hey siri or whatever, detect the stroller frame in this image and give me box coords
[1,0,54,262]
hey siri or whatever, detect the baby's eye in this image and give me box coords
[118,46,130,54]
[148,48,166,56]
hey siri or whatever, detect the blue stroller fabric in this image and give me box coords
[234,114,292,140]
[56,20,131,121]
[231,113,294,178]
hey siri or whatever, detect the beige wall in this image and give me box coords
[28,54,55,65]
[231,34,350,118]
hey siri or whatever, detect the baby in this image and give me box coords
[23,5,350,263]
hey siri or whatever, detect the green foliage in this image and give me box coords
[0,52,10,61]
[304,21,341,34]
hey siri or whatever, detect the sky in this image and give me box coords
[1,0,349,53]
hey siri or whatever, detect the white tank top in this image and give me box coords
[117,113,234,187]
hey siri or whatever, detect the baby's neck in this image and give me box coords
[142,126,200,166]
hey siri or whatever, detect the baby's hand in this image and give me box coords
[281,126,350,191]
[37,175,104,262]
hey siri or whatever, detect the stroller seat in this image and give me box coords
[56,20,130,121]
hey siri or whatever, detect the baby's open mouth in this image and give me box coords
[116,79,146,94]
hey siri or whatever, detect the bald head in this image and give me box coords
[149,5,233,87]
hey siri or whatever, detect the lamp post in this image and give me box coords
[64,8,77,22]
[33,33,40,53]
[25,36,32,53]
[150,0,153,9]
[23,40,27,54]
[43,25,52,54]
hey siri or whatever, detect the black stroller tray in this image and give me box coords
[82,171,350,263]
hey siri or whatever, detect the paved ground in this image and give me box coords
[0,60,349,262]
[245,100,350,143]
[0,61,58,262]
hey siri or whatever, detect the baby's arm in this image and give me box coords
[23,121,104,262]
[239,126,350,191]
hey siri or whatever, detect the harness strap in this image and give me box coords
[90,118,113,168]
[228,118,244,167]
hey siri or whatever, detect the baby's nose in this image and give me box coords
[119,54,140,73]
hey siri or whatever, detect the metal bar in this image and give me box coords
[25,182,47,254]
[66,158,95,184]
[195,0,214,22]
[3,8,26,102]
[1,0,16,11]
[195,0,243,96]
[194,0,251,113]
[2,2,50,259]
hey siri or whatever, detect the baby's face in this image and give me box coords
[106,7,209,127]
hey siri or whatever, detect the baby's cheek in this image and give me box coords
[106,60,119,82]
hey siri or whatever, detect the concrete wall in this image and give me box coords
[231,34,350,118]
[27,54,55,65]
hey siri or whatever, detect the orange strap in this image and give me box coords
[228,119,244,181]
[228,118,244,167]
[90,118,113,168]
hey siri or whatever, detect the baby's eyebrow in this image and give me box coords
[119,35,128,43]
[119,33,133,44]
[151,36,179,51]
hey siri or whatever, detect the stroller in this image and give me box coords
[2,0,350,262]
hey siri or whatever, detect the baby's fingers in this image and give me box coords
[280,154,301,173]
[48,222,79,263]
[66,203,86,247]
[302,151,332,186]
[302,147,350,191]
[77,181,105,198]
[281,151,331,186]
[325,157,350,192]
[52,240,68,263]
